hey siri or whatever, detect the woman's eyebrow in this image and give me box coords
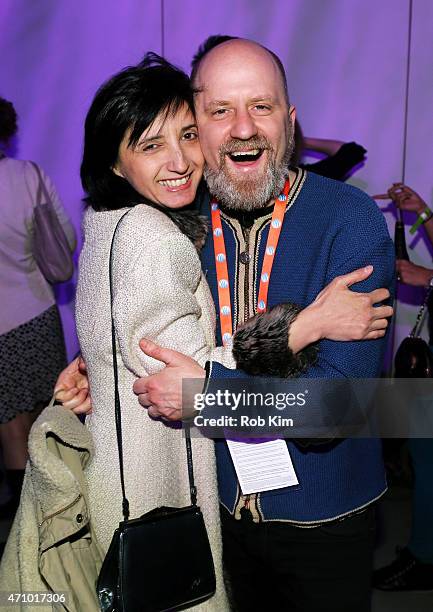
[181,123,198,131]
[137,134,163,146]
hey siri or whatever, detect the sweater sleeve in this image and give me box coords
[111,228,235,378]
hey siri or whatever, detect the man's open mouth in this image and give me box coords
[226,149,264,163]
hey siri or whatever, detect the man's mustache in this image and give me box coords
[219,136,272,155]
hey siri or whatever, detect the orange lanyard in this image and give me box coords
[210,179,290,346]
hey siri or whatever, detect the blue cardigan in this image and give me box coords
[199,169,395,523]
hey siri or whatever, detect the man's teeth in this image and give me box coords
[159,174,191,187]
[230,149,260,156]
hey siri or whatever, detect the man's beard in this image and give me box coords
[204,125,294,212]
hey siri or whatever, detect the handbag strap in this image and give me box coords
[410,285,433,338]
[109,210,198,521]
[29,161,51,206]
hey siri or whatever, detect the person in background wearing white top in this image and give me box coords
[0,97,76,519]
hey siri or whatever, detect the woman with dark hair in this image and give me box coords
[77,54,236,610]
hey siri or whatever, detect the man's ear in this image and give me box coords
[112,164,125,179]
[289,105,296,125]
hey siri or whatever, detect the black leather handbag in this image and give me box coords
[97,211,216,612]
[394,286,433,378]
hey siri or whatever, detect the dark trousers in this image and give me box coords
[221,505,375,612]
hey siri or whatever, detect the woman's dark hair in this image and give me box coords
[0,97,18,143]
[81,53,195,211]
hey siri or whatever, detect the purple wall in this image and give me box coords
[1,0,432,360]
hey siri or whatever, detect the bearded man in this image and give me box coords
[131,39,395,611]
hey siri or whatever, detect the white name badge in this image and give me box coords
[227,438,299,495]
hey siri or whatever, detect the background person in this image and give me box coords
[0,97,76,519]
[375,183,433,244]
[293,119,367,181]
[373,183,433,591]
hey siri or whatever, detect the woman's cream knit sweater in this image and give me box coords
[75,204,235,611]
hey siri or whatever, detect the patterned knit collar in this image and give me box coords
[218,202,274,228]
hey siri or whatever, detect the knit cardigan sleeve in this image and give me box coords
[111,225,234,378]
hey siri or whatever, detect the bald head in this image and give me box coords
[192,38,289,104]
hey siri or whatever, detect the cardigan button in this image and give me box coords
[76,514,84,524]
[239,251,251,264]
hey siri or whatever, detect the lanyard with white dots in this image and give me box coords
[210,178,290,346]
